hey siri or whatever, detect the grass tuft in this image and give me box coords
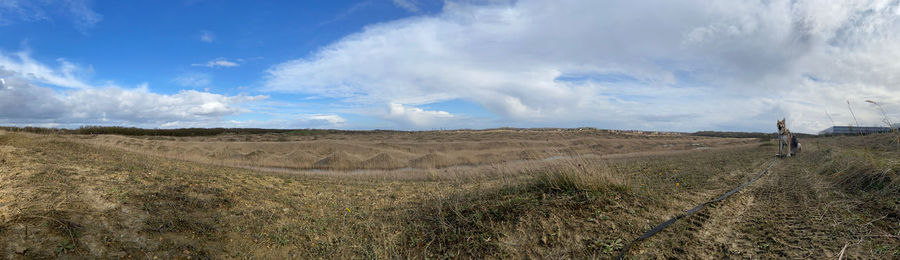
[819,148,899,193]
[532,158,622,194]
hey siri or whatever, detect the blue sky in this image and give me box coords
[1,0,899,133]
[6,1,430,90]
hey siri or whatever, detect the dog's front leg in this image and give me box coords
[778,136,784,156]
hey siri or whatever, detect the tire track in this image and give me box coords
[619,158,775,258]
[665,155,841,259]
[728,158,836,258]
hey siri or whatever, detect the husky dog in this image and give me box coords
[777,118,801,157]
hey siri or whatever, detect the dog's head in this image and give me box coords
[777,118,786,132]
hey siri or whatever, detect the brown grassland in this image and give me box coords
[0,128,897,258]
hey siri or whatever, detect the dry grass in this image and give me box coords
[0,130,897,258]
[73,129,754,172]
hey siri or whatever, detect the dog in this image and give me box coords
[777,118,801,157]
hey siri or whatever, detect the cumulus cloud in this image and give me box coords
[0,75,67,120]
[264,0,900,132]
[0,52,266,127]
[0,75,265,126]
[192,58,240,68]
[64,85,265,122]
[0,0,102,32]
[386,103,452,127]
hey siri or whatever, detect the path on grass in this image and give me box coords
[632,150,849,258]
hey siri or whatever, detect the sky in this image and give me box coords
[1,0,899,133]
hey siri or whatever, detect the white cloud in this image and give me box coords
[0,52,267,127]
[200,30,215,43]
[392,0,420,12]
[63,0,102,32]
[307,114,345,125]
[297,114,346,128]
[192,58,240,68]
[387,103,452,127]
[264,0,900,133]
[0,0,101,32]
[173,72,211,87]
[66,85,265,121]
[0,74,266,126]
[0,75,67,120]
[0,50,92,88]
[0,0,48,26]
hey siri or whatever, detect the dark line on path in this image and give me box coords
[616,158,778,259]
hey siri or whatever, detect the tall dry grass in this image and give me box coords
[865,100,900,147]
[2,130,819,258]
[531,157,622,193]
[69,131,756,174]
[818,148,899,194]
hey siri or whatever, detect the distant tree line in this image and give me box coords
[691,131,774,139]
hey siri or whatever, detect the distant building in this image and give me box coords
[818,126,895,135]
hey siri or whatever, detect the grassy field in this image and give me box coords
[0,129,897,258]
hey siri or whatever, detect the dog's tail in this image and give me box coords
[791,135,801,153]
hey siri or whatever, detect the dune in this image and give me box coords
[279,151,319,168]
[361,153,407,169]
[409,153,453,168]
[313,151,361,170]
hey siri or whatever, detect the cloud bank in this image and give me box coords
[265,0,900,132]
[0,51,266,127]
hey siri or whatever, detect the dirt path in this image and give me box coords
[690,156,840,258]
[631,151,850,258]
